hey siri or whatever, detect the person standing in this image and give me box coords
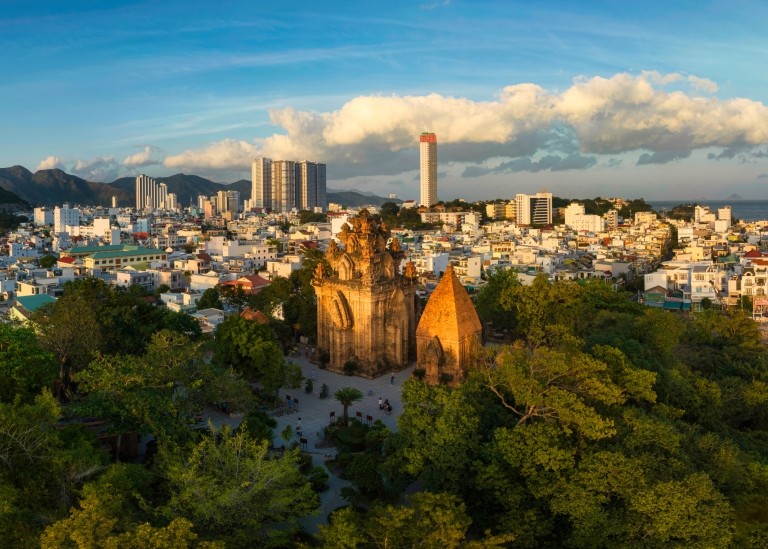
[378,397,383,409]
[390,373,395,385]
[296,417,302,436]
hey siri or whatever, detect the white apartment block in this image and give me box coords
[53,204,80,234]
[516,192,552,225]
[33,207,54,226]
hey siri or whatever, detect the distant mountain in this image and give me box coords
[0,166,402,209]
[0,166,126,206]
[0,183,29,208]
[325,190,402,207]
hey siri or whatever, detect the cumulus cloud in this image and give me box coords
[36,156,65,171]
[164,71,768,179]
[687,75,718,93]
[70,155,119,181]
[123,145,161,167]
[163,139,259,170]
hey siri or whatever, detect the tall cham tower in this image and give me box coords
[313,209,417,378]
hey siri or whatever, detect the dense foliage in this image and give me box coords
[383,275,768,547]
[5,270,768,547]
[1,276,310,547]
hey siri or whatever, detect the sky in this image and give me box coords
[3,0,768,201]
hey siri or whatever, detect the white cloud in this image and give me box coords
[164,71,768,178]
[687,75,718,93]
[163,139,260,170]
[122,145,161,167]
[71,155,119,181]
[36,156,65,171]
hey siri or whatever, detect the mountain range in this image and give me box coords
[0,166,400,209]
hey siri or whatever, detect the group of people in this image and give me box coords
[378,397,393,415]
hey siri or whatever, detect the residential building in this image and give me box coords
[251,158,272,210]
[272,160,296,213]
[54,204,80,233]
[515,192,552,225]
[297,160,327,210]
[252,157,326,212]
[84,247,167,272]
[33,207,54,227]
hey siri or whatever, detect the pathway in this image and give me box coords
[205,343,413,534]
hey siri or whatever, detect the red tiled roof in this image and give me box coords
[240,308,270,324]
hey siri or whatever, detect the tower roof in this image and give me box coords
[416,265,482,340]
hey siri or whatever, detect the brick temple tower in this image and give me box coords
[416,265,483,385]
[313,209,417,377]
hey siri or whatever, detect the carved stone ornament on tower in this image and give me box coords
[313,209,417,378]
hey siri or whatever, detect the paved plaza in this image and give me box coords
[204,343,413,532]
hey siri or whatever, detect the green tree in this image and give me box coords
[197,287,223,310]
[299,210,328,224]
[334,387,364,423]
[39,254,57,268]
[498,274,583,347]
[220,284,249,312]
[318,492,512,548]
[74,330,253,445]
[394,379,485,493]
[40,463,221,548]
[0,323,57,403]
[473,267,520,332]
[33,293,103,399]
[213,315,300,394]
[0,392,108,547]
[159,425,317,547]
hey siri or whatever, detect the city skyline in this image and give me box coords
[3,1,768,201]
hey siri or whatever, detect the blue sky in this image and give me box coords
[2,0,768,200]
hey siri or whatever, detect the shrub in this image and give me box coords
[308,465,329,492]
[297,452,313,474]
[343,359,359,375]
[412,368,426,380]
[438,373,454,385]
[319,383,329,399]
[305,378,314,394]
[334,420,368,452]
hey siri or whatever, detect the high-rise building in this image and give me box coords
[158,183,168,210]
[135,175,171,210]
[297,160,327,210]
[515,192,553,226]
[419,132,437,207]
[252,157,327,212]
[136,174,155,210]
[251,158,272,210]
[271,160,296,213]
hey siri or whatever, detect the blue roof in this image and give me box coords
[16,294,56,312]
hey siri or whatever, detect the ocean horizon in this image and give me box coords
[647,200,768,222]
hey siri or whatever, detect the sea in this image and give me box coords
[648,200,768,223]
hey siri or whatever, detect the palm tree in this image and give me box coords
[334,387,364,424]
